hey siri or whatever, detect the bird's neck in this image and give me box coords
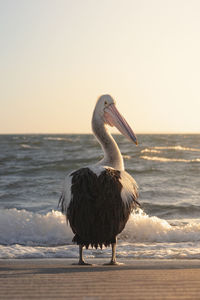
[92,114,124,171]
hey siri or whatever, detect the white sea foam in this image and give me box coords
[140,156,200,163]
[20,144,32,149]
[153,145,200,152]
[122,155,131,159]
[123,210,200,243]
[1,208,200,259]
[1,208,200,246]
[44,137,73,141]
[141,149,161,154]
[2,241,200,259]
[0,209,73,246]
[140,145,200,162]
[0,244,80,259]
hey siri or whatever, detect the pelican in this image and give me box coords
[59,95,139,265]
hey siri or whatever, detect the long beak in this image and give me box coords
[104,104,138,145]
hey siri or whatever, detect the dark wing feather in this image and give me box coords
[65,167,139,249]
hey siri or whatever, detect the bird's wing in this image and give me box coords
[58,172,73,214]
[119,171,139,207]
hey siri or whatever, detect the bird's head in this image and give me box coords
[93,94,138,145]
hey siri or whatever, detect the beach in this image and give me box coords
[1,259,200,299]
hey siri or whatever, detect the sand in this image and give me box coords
[1,259,200,299]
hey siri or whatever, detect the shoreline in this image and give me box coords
[1,257,200,268]
[1,258,200,299]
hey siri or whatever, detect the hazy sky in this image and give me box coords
[1,0,200,134]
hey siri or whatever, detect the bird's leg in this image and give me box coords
[111,243,117,263]
[104,242,123,265]
[76,245,91,265]
[109,243,117,265]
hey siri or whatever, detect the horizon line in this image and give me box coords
[0,132,200,135]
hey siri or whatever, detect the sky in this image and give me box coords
[0,0,200,134]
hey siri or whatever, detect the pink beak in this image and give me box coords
[104,104,138,145]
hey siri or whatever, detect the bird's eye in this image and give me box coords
[104,101,107,105]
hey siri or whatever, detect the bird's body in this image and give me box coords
[60,166,138,249]
[59,95,139,265]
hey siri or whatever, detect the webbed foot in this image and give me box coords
[104,260,124,266]
[72,260,92,266]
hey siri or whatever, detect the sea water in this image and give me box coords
[0,134,200,259]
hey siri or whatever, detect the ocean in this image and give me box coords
[0,134,200,259]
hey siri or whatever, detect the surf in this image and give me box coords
[1,208,200,246]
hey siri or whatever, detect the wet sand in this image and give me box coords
[1,259,200,299]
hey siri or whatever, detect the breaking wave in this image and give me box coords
[0,209,73,246]
[122,211,200,243]
[1,208,200,259]
[122,155,131,159]
[44,137,73,141]
[140,145,200,163]
[1,208,200,246]
[153,146,200,152]
[140,156,200,163]
[141,149,161,154]
[20,144,32,149]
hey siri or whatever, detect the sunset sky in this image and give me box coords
[1,0,200,134]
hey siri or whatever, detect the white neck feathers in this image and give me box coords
[92,112,124,171]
